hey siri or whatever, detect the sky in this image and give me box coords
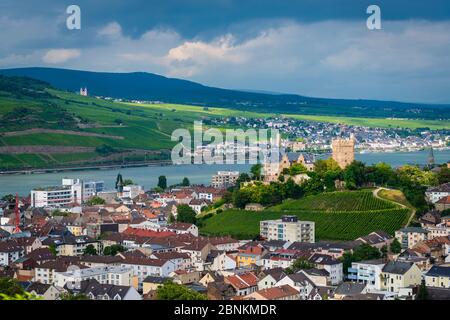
[1,0,450,103]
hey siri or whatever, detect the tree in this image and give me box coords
[343,161,366,188]
[60,292,89,300]
[437,167,450,184]
[416,280,429,300]
[390,238,402,254]
[290,163,308,175]
[285,257,314,274]
[341,244,381,274]
[181,177,190,186]
[103,244,126,256]
[83,244,97,256]
[123,179,134,186]
[0,278,25,298]
[176,205,197,224]
[156,281,207,300]
[1,194,14,203]
[48,244,57,256]
[158,175,167,190]
[167,213,175,224]
[380,245,388,258]
[250,164,262,180]
[85,196,106,206]
[236,173,251,185]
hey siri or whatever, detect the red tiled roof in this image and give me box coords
[122,227,175,238]
[225,272,259,290]
[253,284,299,299]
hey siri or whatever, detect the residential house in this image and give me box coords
[257,267,286,290]
[275,272,315,300]
[54,265,133,288]
[347,259,386,291]
[205,250,236,271]
[435,196,450,211]
[355,231,392,249]
[224,272,259,296]
[244,284,300,300]
[142,276,170,295]
[189,199,211,214]
[424,265,450,289]
[425,183,450,204]
[308,253,343,285]
[380,261,422,294]
[395,227,429,249]
[166,223,199,237]
[68,279,141,300]
[334,282,367,300]
[0,241,24,266]
[236,243,266,268]
[25,282,66,300]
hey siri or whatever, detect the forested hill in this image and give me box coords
[1,67,449,119]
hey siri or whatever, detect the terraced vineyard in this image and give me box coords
[200,191,411,240]
[275,191,397,212]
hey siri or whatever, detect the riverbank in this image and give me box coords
[0,160,173,176]
[0,149,448,197]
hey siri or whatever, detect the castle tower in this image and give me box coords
[331,135,355,169]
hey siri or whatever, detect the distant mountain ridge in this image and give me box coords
[1,67,449,119]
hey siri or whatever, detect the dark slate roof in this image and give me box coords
[302,268,330,277]
[425,266,450,278]
[260,267,286,281]
[26,282,51,295]
[68,279,133,299]
[382,261,413,275]
[335,282,366,295]
[309,253,341,265]
[143,276,171,284]
[0,229,11,239]
[398,227,428,234]
[426,287,450,300]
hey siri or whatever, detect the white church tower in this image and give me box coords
[79,87,88,96]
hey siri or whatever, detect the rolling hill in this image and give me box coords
[1,67,449,120]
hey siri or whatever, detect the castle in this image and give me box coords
[331,136,355,169]
[80,87,88,96]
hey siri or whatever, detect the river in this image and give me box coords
[0,149,448,196]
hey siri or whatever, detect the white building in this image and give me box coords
[121,185,144,200]
[347,259,386,291]
[0,242,24,266]
[211,171,240,188]
[54,266,133,288]
[260,215,315,243]
[425,183,450,203]
[31,179,104,208]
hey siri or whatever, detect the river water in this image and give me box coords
[0,149,448,196]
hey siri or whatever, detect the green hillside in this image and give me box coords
[0,75,449,171]
[199,191,410,240]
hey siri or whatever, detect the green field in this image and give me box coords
[199,191,410,240]
[287,114,450,130]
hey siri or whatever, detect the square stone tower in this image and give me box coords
[332,136,355,169]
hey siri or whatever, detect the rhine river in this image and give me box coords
[0,149,448,196]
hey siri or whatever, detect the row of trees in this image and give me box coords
[228,160,446,213]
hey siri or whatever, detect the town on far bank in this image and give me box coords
[1,137,450,301]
